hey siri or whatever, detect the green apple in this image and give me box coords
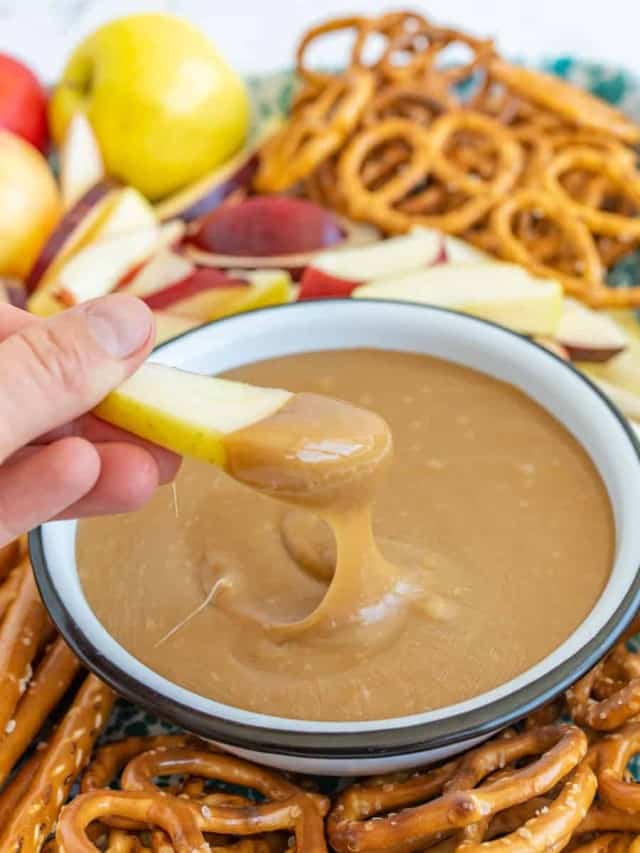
[49,13,250,200]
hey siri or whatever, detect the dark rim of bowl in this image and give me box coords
[30,299,640,759]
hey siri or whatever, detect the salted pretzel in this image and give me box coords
[0,564,24,623]
[295,16,366,85]
[328,724,586,853]
[488,58,640,144]
[361,82,450,126]
[0,538,21,584]
[567,641,640,730]
[0,559,53,737]
[0,674,115,852]
[0,748,45,828]
[0,635,81,785]
[588,722,640,813]
[570,836,640,853]
[255,69,375,192]
[82,734,197,792]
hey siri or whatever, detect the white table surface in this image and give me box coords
[0,0,637,83]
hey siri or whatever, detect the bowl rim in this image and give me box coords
[30,299,640,758]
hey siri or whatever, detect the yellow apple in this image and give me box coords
[0,131,60,278]
[49,13,250,201]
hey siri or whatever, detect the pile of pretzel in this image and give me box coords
[254,11,640,309]
[4,525,640,852]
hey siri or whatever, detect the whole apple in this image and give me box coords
[49,13,251,201]
[0,54,48,153]
[0,131,60,278]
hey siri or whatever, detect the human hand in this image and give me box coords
[0,294,181,547]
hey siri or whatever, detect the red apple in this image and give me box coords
[556,298,628,363]
[298,229,444,300]
[0,54,48,152]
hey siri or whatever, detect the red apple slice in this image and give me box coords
[441,233,490,263]
[556,298,628,363]
[59,112,104,210]
[154,117,283,223]
[57,225,161,306]
[298,228,444,300]
[25,178,119,294]
[121,249,195,298]
[143,268,248,312]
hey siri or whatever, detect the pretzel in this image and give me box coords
[488,58,640,144]
[255,69,375,192]
[566,641,640,730]
[0,564,24,623]
[0,538,21,583]
[0,748,44,828]
[577,802,640,834]
[570,835,639,853]
[0,674,115,852]
[328,724,586,853]
[121,746,329,818]
[0,635,81,785]
[0,559,53,738]
[295,16,366,85]
[82,735,197,792]
[456,762,596,853]
[588,722,640,813]
[361,82,450,126]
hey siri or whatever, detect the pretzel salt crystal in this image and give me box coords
[0,674,115,853]
[0,635,81,785]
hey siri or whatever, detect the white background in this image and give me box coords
[1,0,639,82]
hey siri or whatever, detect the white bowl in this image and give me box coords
[30,300,640,776]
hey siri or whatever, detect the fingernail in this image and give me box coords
[85,295,153,359]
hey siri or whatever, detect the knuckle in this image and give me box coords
[17,325,89,398]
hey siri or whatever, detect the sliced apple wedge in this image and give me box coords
[59,112,104,210]
[97,186,157,238]
[584,377,640,421]
[152,311,201,345]
[299,228,444,300]
[94,362,292,466]
[148,268,292,322]
[354,262,563,336]
[154,117,283,222]
[556,298,628,363]
[121,249,195,298]
[57,225,160,306]
[26,179,119,297]
[577,336,640,397]
[441,233,491,263]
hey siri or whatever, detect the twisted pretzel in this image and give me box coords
[567,641,640,730]
[0,635,81,785]
[0,674,115,852]
[328,724,586,853]
[0,539,21,584]
[570,835,640,853]
[255,69,375,192]
[0,564,24,623]
[83,735,197,792]
[296,16,366,85]
[588,722,640,813]
[489,58,640,144]
[0,559,53,738]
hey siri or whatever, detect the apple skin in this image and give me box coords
[190,196,345,258]
[25,178,118,293]
[0,55,48,153]
[143,268,247,311]
[298,266,361,300]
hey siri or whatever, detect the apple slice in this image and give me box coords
[150,269,292,322]
[59,112,104,210]
[441,234,491,263]
[556,298,628,363]
[121,249,195,298]
[56,225,160,306]
[533,337,570,360]
[153,117,283,222]
[632,420,640,441]
[97,186,157,238]
[584,377,640,421]
[298,228,443,300]
[153,311,201,346]
[25,179,119,296]
[354,262,563,336]
[94,362,292,467]
[577,336,640,398]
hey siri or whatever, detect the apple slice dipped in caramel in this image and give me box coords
[59,112,104,211]
[298,227,444,300]
[354,261,563,336]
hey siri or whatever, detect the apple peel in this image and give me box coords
[556,298,628,363]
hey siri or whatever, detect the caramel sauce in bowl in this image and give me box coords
[30,301,640,776]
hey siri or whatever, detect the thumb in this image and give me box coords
[0,294,154,463]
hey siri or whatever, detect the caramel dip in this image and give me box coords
[78,349,614,721]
